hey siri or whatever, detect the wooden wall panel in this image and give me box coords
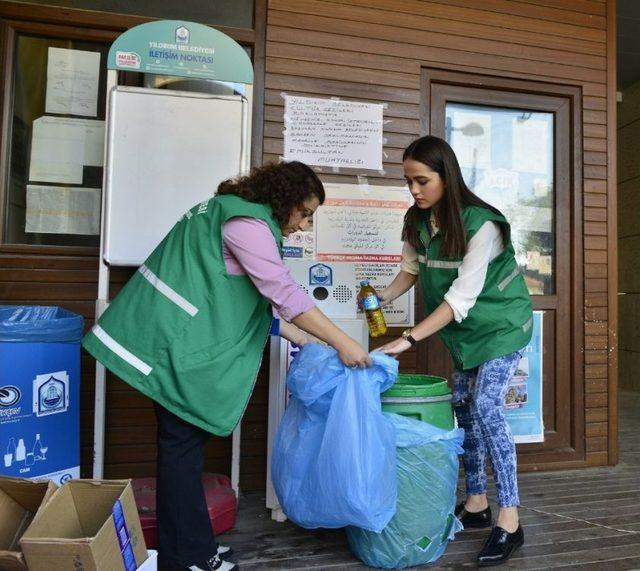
[264,0,616,470]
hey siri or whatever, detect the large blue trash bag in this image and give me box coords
[271,343,398,532]
[346,414,464,569]
[0,306,83,342]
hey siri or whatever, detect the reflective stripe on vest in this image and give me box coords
[139,264,198,317]
[522,316,533,333]
[418,254,427,264]
[498,267,520,292]
[426,260,462,269]
[91,325,153,375]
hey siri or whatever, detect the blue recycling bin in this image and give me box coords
[0,306,83,484]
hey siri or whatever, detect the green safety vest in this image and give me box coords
[417,205,533,371]
[82,195,283,436]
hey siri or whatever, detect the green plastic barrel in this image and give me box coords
[381,374,454,430]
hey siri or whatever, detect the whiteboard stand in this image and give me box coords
[92,21,254,497]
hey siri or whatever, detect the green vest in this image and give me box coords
[82,195,283,436]
[417,206,533,371]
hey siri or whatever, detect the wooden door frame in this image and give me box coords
[420,68,587,470]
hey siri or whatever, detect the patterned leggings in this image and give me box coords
[452,350,522,508]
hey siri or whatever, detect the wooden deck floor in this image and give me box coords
[225,391,640,570]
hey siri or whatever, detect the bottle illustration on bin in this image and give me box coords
[358,279,387,338]
[3,435,48,468]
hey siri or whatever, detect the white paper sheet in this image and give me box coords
[283,95,383,170]
[511,117,550,174]
[28,117,105,183]
[26,185,101,235]
[46,47,100,116]
[315,183,411,262]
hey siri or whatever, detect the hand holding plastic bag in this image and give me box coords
[271,343,398,532]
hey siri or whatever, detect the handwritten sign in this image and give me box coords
[315,183,410,262]
[46,48,100,117]
[283,95,383,170]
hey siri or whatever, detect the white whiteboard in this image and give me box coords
[103,86,248,265]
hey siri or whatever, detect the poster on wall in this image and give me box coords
[505,311,544,443]
[312,183,414,326]
[283,95,383,170]
[315,183,411,262]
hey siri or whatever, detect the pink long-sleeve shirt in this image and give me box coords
[222,217,315,321]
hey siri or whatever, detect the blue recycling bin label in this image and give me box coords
[0,341,80,484]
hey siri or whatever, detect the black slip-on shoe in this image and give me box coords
[455,502,493,529]
[477,524,524,567]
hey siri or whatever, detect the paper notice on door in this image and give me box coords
[46,47,100,117]
[26,185,101,235]
[28,116,105,183]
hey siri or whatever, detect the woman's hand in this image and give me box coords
[336,337,372,368]
[377,288,393,308]
[376,337,412,357]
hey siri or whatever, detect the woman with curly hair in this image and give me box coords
[83,161,370,571]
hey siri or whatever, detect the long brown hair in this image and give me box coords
[401,136,504,258]
[217,161,325,228]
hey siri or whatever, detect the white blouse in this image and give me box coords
[401,217,504,323]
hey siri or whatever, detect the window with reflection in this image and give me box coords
[445,103,554,295]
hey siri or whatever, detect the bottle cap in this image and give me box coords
[360,279,369,286]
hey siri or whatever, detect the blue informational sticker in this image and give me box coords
[112,500,137,571]
[504,311,544,443]
[283,246,303,258]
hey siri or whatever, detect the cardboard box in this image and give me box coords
[20,479,147,571]
[0,476,57,571]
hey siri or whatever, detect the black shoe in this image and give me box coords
[477,524,524,567]
[455,502,492,529]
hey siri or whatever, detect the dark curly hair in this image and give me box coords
[217,161,325,228]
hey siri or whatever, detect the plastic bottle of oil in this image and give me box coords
[358,279,387,338]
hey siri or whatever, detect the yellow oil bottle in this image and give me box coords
[357,279,387,338]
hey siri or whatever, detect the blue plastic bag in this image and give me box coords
[271,343,398,532]
[0,306,84,343]
[346,414,464,569]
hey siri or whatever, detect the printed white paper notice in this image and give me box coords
[26,185,101,235]
[315,183,411,262]
[46,47,100,116]
[283,95,383,170]
[28,117,105,183]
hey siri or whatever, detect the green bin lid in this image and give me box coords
[382,373,451,398]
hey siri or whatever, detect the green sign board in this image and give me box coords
[107,20,253,83]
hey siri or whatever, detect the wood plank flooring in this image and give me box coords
[224,391,640,569]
